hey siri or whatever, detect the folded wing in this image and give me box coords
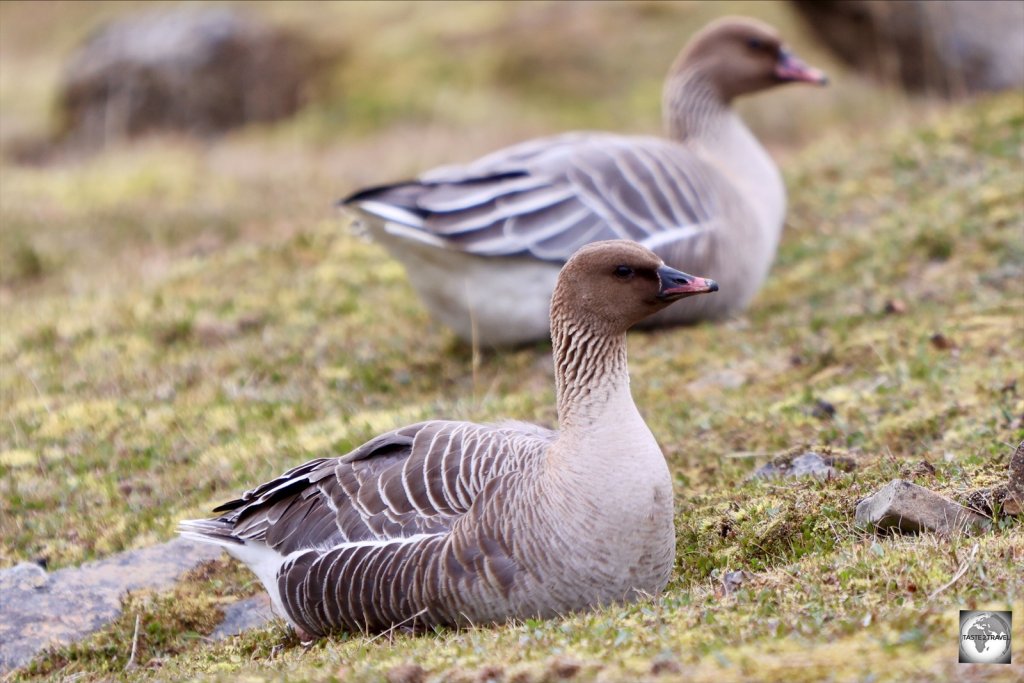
[185,420,554,556]
[343,132,723,263]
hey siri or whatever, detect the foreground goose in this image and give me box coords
[180,240,718,638]
[342,17,825,346]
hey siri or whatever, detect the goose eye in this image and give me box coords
[747,38,764,50]
[614,265,634,279]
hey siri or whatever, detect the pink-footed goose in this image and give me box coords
[180,240,718,638]
[342,17,825,346]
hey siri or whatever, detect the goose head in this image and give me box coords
[673,17,828,102]
[551,240,719,336]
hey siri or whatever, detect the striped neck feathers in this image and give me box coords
[662,65,732,142]
[550,307,630,431]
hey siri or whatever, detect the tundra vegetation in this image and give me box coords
[0,1,1021,681]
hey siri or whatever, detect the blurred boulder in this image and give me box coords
[856,479,989,535]
[791,0,1024,97]
[57,7,322,147]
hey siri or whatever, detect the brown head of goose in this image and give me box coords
[180,240,718,638]
[342,17,825,346]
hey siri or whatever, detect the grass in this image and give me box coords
[1,1,1022,681]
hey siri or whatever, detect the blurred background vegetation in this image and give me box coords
[0,0,916,296]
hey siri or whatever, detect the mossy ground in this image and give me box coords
[1,2,1021,681]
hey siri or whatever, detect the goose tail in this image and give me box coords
[177,518,244,547]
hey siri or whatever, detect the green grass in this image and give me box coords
[1,1,1022,681]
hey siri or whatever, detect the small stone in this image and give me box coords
[900,460,936,479]
[386,663,426,683]
[855,479,989,535]
[811,399,836,420]
[193,313,238,346]
[0,562,48,592]
[719,569,752,596]
[752,452,846,480]
[1008,441,1023,495]
[650,652,683,676]
[474,665,505,683]
[1002,494,1022,516]
[154,382,176,402]
[929,332,956,350]
[548,656,582,679]
[236,312,266,333]
[883,299,907,315]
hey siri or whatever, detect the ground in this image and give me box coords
[0,1,1021,681]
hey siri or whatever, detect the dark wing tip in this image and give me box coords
[339,179,421,207]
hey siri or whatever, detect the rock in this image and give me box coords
[0,538,222,673]
[385,664,427,683]
[718,569,753,597]
[855,479,990,535]
[900,460,936,479]
[210,594,274,640]
[883,299,907,315]
[1003,494,1022,517]
[791,0,1024,97]
[547,656,582,679]
[0,562,48,592]
[1009,440,1023,495]
[811,399,836,420]
[57,7,323,149]
[1001,439,1023,515]
[929,332,956,351]
[752,451,852,480]
[650,652,683,676]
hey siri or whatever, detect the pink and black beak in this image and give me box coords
[656,265,719,302]
[775,48,828,86]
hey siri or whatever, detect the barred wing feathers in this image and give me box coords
[179,419,555,634]
[344,132,723,263]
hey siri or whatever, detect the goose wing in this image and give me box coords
[185,419,554,555]
[343,132,723,263]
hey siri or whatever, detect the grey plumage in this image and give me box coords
[341,17,826,346]
[180,240,719,638]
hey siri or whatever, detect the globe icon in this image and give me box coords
[959,611,1012,664]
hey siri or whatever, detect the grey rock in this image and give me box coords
[721,570,752,596]
[752,452,847,480]
[210,594,274,640]
[1009,441,1023,496]
[0,562,48,592]
[1004,440,1023,516]
[57,7,322,148]
[0,538,222,673]
[855,479,990,535]
[791,0,1024,96]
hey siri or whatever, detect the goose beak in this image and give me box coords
[656,265,719,301]
[775,48,828,85]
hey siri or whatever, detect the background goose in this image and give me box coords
[342,17,825,346]
[180,240,718,638]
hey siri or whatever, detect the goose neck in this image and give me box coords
[662,64,731,142]
[551,318,631,431]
